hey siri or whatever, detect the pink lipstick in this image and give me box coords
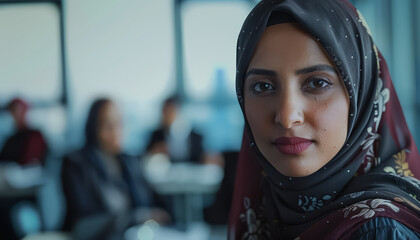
[273,137,313,155]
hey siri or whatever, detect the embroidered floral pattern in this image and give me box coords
[349,191,365,199]
[394,196,420,211]
[373,78,390,131]
[360,127,381,173]
[298,195,331,212]
[383,149,414,177]
[394,150,414,177]
[343,199,399,219]
[360,127,379,151]
[360,78,389,174]
[240,197,270,240]
[342,191,365,200]
[357,10,373,36]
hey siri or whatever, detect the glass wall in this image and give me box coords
[351,0,420,146]
[64,0,177,153]
[0,3,61,103]
[181,1,251,151]
[0,2,66,150]
[1,0,418,155]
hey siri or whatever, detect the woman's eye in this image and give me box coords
[251,82,275,94]
[304,78,332,91]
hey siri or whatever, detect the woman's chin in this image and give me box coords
[268,155,321,177]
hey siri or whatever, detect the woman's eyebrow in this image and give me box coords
[245,68,277,79]
[295,64,337,75]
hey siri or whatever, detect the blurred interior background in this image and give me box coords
[0,0,419,239]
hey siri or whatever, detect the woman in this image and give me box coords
[229,0,420,239]
[61,98,169,239]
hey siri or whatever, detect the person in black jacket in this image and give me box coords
[61,98,169,239]
[146,95,204,163]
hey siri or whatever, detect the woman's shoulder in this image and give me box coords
[350,216,420,240]
[63,149,88,165]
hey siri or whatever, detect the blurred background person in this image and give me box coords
[0,98,48,165]
[61,98,169,239]
[0,98,48,240]
[146,95,204,163]
[0,1,418,239]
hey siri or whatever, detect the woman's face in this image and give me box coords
[244,23,349,177]
[97,102,122,155]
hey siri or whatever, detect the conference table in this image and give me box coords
[0,162,44,198]
[125,220,212,240]
[142,154,224,227]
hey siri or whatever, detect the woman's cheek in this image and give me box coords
[310,97,348,154]
[246,99,273,136]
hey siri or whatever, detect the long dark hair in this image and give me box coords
[84,98,111,148]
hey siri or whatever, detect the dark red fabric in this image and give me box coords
[228,131,263,239]
[298,200,420,240]
[0,129,48,165]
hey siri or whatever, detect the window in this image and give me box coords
[180,1,252,151]
[0,3,61,103]
[182,1,250,100]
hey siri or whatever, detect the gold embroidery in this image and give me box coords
[357,10,373,36]
[394,197,420,211]
[393,150,414,177]
[373,45,380,70]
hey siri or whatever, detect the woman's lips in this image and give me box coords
[272,137,313,155]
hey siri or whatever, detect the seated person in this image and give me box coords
[146,95,204,163]
[0,98,48,239]
[61,98,169,239]
[0,98,48,165]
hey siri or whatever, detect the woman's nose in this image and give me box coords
[274,91,304,129]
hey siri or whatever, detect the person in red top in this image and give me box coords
[0,98,48,165]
